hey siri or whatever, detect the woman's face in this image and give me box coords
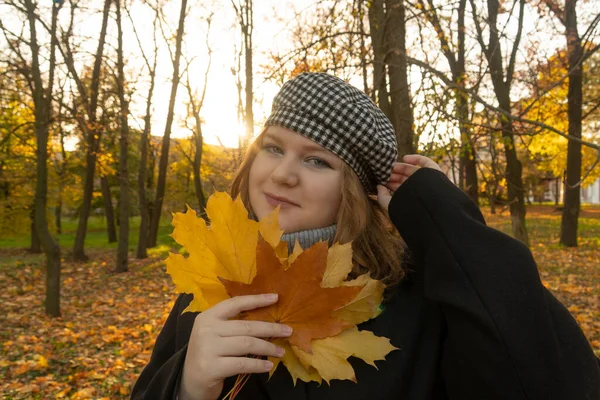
[248,126,344,233]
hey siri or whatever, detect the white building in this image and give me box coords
[581,178,600,204]
[439,156,600,205]
[542,177,600,205]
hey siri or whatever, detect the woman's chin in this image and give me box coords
[279,220,304,234]
[279,224,297,234]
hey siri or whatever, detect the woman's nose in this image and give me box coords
[271,158,299,187]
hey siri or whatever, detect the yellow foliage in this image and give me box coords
[521,50,600,185]
[96,152,116,177]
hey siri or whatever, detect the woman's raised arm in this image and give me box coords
[387,166,600,399]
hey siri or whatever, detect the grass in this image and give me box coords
[484,204,600,250]
[0,216,176,256]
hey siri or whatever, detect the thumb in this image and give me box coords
[377,184,388,196]
[376,184,392,210]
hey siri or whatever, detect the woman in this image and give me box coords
[132,73,600,400]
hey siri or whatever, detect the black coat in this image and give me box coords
[131,168,600,400]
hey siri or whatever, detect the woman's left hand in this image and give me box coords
[377,154,441,210]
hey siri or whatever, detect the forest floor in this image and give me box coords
[1,205,599,399]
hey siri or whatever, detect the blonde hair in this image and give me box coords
[230,131,406,290]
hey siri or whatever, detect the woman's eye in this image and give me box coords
[264,145,283,155]
[306,157,331,168]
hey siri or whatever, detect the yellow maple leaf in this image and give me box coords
[268,327,397,385]
[322,242,354,287]
[333,274,384,324]
[322,242,384,324]
[280,239,303,269]
[289,240,303,264]
[258,205,284,249]
[165,192,282,312]
[36,355,48,369]
[292,327,398,383]
[269,339,322,385]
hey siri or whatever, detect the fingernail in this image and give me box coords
[282,325,293,335]
[266,293,278,300]
[277,347,285,356]
[264,361,274,370]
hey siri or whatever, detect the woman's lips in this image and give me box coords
[265,193,298,208]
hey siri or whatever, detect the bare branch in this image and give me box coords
[506,0,525,88]
[124,2,155,73]
[419,0,456,72]
[543,0,566,26]
[406,55,600,152]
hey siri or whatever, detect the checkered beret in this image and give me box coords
[264,72,398,193]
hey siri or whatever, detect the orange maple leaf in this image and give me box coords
[219,238,364,354]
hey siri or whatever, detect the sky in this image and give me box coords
[124,0,316,148]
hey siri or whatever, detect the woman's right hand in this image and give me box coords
[377,155,442,211]
[178,294,292,400]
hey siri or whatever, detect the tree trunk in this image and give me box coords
[501,117,529,245]
[35,132,61,317]
[385,0,414,158]
[193,129,206,215]
[137,105,152,259]
[101,176,117,243]
[55,203,61,234]
[232,0,254,145]
[125,0,159,259]
[455,0,478,205]
[559,0,582,247]
[475,0,528,245]
[421,0,479,203]
[56,88,67,236]
[34,121,61,317]
[147,142,156,191]
[462,146,479,203]
[148,0,187,247]
[457,87,479,204]
[137,123,150,259]
[116,0,129,272]
[244,0,254,142]
[147,140,156,236]
[72,0,112,261]
[357,0,369,95]
[489,194,496,214]
[183,17,212,220]
[24,0,62,316]
[136,52,157,260]
[29,210,42,253]
[368,0,391,116]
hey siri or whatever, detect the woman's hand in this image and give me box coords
[377,154,441,211]
[179,294,292,400]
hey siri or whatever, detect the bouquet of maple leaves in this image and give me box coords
[166,192,397,396]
